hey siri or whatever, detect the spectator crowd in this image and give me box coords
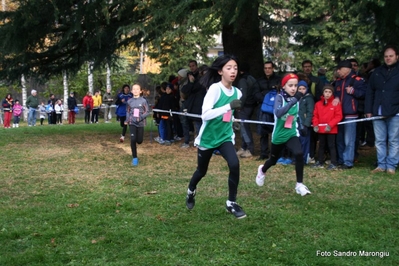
[2,45,399,175]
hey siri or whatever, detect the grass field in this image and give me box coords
[0,120,398,265]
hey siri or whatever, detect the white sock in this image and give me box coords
[187,188,195,194]
[296,182,303,188]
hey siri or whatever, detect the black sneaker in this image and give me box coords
[186,190,196,210]
[339,164,353,170]
[312,162,324,169]
[327,164,337,170]
[226,201,246,219]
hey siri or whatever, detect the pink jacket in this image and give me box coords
[13,103,23,116]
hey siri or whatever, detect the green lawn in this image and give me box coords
[0,121,397,265]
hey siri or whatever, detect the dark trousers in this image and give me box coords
[51,111,56,124]
[91,108,99,123]
[261,137,304,183]
[188,141,240,202]
[237,106,255,154]
[56,114,62,124]
[84,110,91,123]
[180,112,190,144]
[309,130,318,159]
[129,125,144,158]
[318,133,337,165]
[13,116,20,124]
[299,127,311,163]
[164,118,173,141]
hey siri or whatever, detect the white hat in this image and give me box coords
[178,69,188,78]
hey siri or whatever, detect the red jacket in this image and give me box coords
[83,95,93,111]
[312,96,342,134]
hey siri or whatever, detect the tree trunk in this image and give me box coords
[222,1,264,79]
[88,62,94,94]
[21,75,27,121]
[106,63,111,91]
[63,70,68,121]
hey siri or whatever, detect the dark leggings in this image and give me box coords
[85,110,91,123]
[188,141,240,202]
[129,125,144,158]
[261,136,304,183]
[318,133,337,165]
[120,116,127,136]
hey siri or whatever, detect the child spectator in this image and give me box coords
[12,100,23,128]
[297,80,315,164]
[39,102,46,126]
[2,93,13,128]
[157,83,179,145]
[256,74,311,196]
[54,99,64,125]
[312,84,343,170]
[125,84,150,166]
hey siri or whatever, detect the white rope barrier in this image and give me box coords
[152,108,385,126]
[152,108,274,125]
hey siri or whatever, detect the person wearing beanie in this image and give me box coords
[312,84,343,170]
[333,59,366,169]
[256,73,312,196]
[297,80,315,164]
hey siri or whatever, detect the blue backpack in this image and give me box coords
[261,89,277,114]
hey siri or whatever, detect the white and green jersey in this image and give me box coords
[195,82,242,149]
[271,94,299,145]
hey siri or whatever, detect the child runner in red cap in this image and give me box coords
[255,73,312,196]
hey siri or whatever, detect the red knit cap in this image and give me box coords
[281,73,299,87]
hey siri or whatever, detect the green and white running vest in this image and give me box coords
[271,96,299,145]
[197,87,238,148]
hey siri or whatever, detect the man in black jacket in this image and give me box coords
[253,61,281,160]
[365,45,399,175]
[236,63,257,158]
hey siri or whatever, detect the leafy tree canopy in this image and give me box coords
[0,0,398,82]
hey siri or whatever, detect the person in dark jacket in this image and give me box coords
[157,83,179,145]
[365,45,399,174]
[333,60,367,169]
[253,61,282,160]
[301,60,324,102]
[67,92,78,124]
[115,85,133,142]
[2,93,13,128]
[26,90,39,127]
[180,65,208,148]
[236,62,257,158]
